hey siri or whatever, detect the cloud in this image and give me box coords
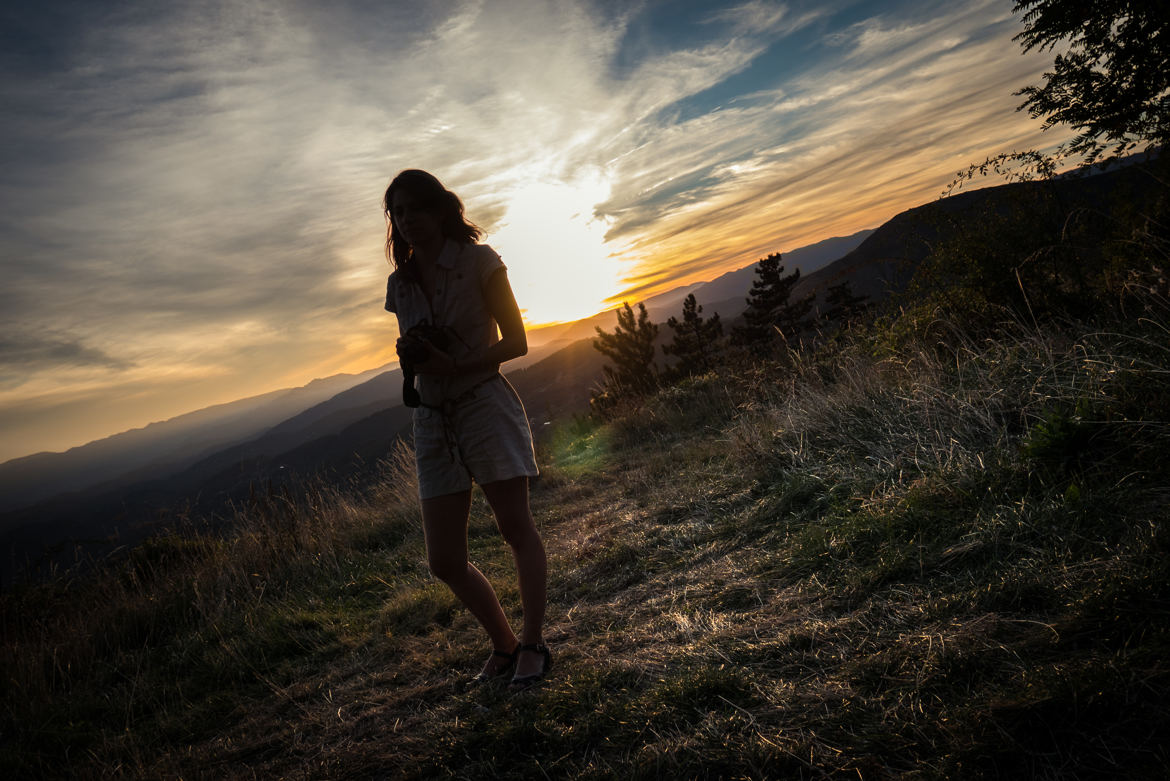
[0,331,131,377]
[0,0,1071,459]
[586,0,1067,301]
[705,0,822,38]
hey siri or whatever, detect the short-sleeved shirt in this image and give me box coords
[384,240,505,405]
[384,240,539,498]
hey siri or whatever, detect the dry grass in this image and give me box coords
[3,311,1169,779]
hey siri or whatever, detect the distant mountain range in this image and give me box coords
[0,366,394,515]
[525,229,875,349]
[2,159,1152,583]
[0,229,875,519]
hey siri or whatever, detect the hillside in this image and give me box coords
[0,334,608,584]
[3,149,1169,774]
[790,158,1164,310]
[2,291,1166,777]
[3,160,1156,585]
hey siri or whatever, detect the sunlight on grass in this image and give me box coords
[547,415,613,476]
[3,282,1169,778]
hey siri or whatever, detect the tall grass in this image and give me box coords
[3,298,1168,778]
[1,441,424,777]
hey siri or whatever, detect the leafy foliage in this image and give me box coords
[947,3,1169,195]
[1013,0,1170,162]
[1020,398,1100,480]
[919,161,1170,334]
[662,293,723,378]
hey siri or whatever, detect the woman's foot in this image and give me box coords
[509,642,552,690]
[472,643,520,683]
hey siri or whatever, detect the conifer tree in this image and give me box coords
[731,252,813,349]
[663,293,723,377]
[821,280,869,327]
[592,301,659,395]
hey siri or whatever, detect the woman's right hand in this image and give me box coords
[395,335,422,362]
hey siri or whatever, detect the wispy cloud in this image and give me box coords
[0,331,131,379]
[591,0,1064,299]
[705,0,823,37]
[0,0,1069,459]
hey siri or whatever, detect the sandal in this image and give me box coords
[509,642,552,690]
[471,643,520,684]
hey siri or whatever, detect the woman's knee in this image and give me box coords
[497,513,541,551]
[420,489,473,583]
[427,552,468,584]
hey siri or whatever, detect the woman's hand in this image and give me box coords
[397,335,457,376]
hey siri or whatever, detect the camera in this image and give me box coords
[399,322,452,407]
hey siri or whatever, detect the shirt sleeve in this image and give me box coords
[477,245,506,290]
[384,273,396,313]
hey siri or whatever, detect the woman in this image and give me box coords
[382,169,550,689]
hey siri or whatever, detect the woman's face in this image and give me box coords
[391,189,442,248]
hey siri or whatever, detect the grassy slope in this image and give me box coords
[3,299,1168,779]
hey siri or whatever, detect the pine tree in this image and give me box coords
[662,293,723,378]
[731,252,813,349]
[592,301,659,396]
[821,280,869,327]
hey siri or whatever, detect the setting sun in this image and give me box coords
[486,171,625,326]
[0,0,1075,461]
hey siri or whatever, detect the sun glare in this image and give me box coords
[486,172,623,325]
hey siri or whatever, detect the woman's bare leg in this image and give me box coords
[421,489,518,673]
[481,476,547,679]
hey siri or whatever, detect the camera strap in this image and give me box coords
[415,372,504,465]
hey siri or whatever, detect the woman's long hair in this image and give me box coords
[383,169,482,270]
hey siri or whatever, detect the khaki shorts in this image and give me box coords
[413,375,539,500]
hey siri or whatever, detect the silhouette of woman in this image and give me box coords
[382,169,550,689]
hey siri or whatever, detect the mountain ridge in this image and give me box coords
[0,365,391,515]
[4,161,1151,581]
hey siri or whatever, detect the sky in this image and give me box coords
[0,0,1072,462]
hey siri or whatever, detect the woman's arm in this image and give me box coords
[409,268,527,375]
[480,267,527,366]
